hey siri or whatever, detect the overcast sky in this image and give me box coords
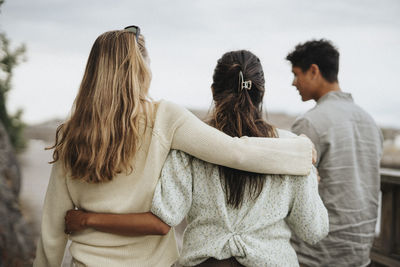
[1,0,399,127]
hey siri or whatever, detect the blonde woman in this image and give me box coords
[33,27,313,267]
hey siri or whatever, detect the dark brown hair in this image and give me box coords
[286,39,339,83]
[209,50,277,208]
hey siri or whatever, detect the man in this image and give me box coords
[286,39,383,267]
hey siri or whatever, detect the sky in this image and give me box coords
[1,0,400,127]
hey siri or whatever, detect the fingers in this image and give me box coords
[65,208,78,235]
[312,147,317,164]
[64,214,71,235]
[64,226,72,235]
[64,208,87,235]
[315,168,321,183]
[299,134,317,164]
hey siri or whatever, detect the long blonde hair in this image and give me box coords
[49,30,151,183]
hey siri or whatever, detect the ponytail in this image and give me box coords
[209,50,276,208]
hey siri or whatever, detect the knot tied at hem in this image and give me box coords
[227,234,247,258]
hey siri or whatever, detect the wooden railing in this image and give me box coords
[370,168,400,267]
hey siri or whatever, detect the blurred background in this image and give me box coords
[0,0,399,265]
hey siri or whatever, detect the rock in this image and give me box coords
[0,122,35,266]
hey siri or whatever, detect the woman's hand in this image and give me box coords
[300,134,317,165]
[316,168,321,183]
[65,209,89,235]
[312,146,317,165]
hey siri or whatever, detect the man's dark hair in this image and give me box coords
[286,39,339,83]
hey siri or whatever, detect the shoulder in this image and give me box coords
[293,106,321,126]
[167,150,215,176]
[52,160,68,178]
[153,100,195,128]
[275,128,298,138]
[152,100,193,140]
[166,149,193,166]
[156,100,190,118]
[291,115,319,135]
[352,102,380,125]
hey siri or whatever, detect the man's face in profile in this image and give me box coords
[291,66,316,102]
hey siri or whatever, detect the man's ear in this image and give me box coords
[309,64,320,80]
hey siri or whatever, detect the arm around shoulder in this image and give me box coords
[159,101,313,175]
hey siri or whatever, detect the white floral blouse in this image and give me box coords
[151,129,329,267]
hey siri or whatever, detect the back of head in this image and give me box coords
[50,29,151,183]
[211,50,274,137]
[210,50,276,208]
[286,39,339,83]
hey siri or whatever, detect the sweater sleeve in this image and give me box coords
[286,167,329,245]
[155,101,312,175]
[151,150,193,226]
[33,162,74,267]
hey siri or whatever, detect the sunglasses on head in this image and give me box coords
[124,25,141,42]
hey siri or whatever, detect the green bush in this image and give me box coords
[0,32,27,152]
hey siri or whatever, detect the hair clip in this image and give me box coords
[239,71,252,91]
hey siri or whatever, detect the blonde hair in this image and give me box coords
[49,30,151,183]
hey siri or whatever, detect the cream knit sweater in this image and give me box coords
[33,100,312,267]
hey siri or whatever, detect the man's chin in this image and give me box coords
[298,92,309,102]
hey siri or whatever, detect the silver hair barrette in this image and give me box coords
[239,71,252,92]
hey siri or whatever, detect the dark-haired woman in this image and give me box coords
[64,50,327,267]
